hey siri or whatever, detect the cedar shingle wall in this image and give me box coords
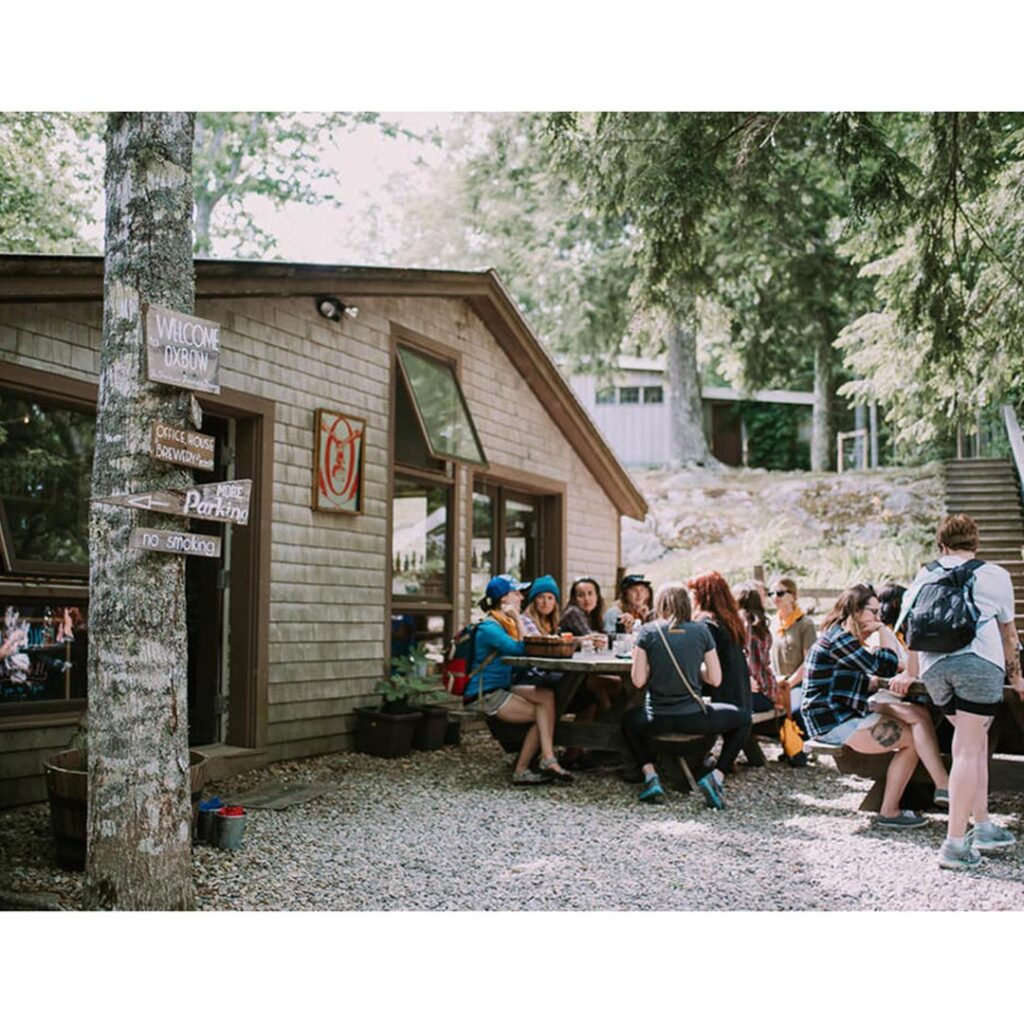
[0,293,622,790]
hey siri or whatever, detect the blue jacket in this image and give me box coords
[466,617,525,699]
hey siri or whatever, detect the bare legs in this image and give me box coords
[844,717,919,818]
[877,702,949,791]
[945,711,994,840]
[500,686,567,775]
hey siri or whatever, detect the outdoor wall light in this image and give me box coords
[315,297,359,322]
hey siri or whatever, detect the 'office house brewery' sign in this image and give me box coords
[94,480,252,526]
[130,528,222,559]
[145,303,221,394]
[151,421,216,472]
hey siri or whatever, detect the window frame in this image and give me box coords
[390,467,455,614]
[0,364,97,578]
[394,342,489,470]
[618,386,640,405]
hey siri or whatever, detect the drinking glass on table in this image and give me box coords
[579,635,595,655]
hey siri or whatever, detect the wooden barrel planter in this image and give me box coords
[43,748,208,871]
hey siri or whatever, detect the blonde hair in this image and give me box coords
[653,582,692,626]
[522,598,560,636]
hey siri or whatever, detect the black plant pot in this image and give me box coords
[412,706,449,751]
[354,706,420,758]
[443,718,462,746]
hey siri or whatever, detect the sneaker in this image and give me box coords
[933,789,949,809]
[938,836,982,870]
[512,768,551,785]
[875,810,929,830]
[639,776,665,804]
[697,772,726,810]
[971,820,1017,852]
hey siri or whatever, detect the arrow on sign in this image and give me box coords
[92,491,182,514]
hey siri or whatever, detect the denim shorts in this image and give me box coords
[921,653,1005,716]
[815,712,881,746]
[465,688,513,717]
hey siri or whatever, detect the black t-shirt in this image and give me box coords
[702,617,752,711]
[637,619,715,716]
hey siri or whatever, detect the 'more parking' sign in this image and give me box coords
[145,303,221,394]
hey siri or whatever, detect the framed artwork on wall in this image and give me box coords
[313,408,366,515]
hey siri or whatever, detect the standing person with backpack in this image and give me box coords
[898,514,1024,869]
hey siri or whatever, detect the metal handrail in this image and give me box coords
[1001,404,1024,501]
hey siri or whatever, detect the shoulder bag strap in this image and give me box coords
[466,650,500,700]
[655,622,707,714]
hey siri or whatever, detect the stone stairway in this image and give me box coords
[943,457,1024,634]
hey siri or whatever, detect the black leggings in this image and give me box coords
[621,703,753,774]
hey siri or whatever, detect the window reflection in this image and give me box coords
[391,476,450,599]
[471,490,493,600]
[0,395,95,570]
[1,602,88,703]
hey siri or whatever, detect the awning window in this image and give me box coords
[396,346,487,467]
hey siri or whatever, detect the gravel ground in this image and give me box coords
[2,732,1023,911]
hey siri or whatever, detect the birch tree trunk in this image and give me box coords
[86,112,197,910]
[810,329,833,472]
[666,312,715,466]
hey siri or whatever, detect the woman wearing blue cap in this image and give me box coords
[466,574,574,785]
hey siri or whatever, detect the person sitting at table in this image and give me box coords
[521,575,562,636]
[801,583,929,829]
[734,581,780,712]
[622,581,752,808]
[865,582,950,808]
[559,576,609,647]
[603,573,654,634]
[465,574,573,785]
[689,570,752,713]
[769,576,817,727]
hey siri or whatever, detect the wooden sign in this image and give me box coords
[313,408,365,515]
[144,303,221,394]
[151,421,216,472]
[130,528,222,559]
[94,480,252,526]
[183,479,251,526]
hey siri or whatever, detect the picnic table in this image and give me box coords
[498,652,781,791]
[808,680,1024,809]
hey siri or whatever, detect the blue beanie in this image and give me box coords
[525,574,561,605]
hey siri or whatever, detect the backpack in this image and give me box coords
[903,559,984,653]
[442,623,499,697]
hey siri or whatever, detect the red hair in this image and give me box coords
[688,571,745,647]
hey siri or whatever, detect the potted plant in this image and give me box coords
[354,643,438,758]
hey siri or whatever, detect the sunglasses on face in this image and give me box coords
[772,590,790,598]
[861,605,882,616]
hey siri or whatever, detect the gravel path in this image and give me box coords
[2,732,1023,911]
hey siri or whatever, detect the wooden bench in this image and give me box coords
[649,708,782,793]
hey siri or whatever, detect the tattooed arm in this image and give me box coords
[998,622,1023,696]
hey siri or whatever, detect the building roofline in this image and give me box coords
[0,254,647,519]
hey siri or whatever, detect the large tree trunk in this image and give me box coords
[666,314,715,466]
[86,113,197,910]
[810,328,833,472]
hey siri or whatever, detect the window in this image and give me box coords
[0,394,95,575]
[643,386,664,404]
[1,598,88,705]
[595,387,616,405]
[618,386,640,405]
[396,345,487,466]
[391,476,451,600]
[472,484,546,603]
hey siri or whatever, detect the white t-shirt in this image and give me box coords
[898,555,1015,675]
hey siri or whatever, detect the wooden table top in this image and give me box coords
[502,654,634,673]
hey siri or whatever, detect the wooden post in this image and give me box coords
[869,402,879,468]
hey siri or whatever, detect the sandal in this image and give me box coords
[512,768,551,785]
[538,756,574,784]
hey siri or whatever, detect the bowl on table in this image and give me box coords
[523,634,577,659]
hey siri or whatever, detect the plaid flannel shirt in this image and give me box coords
[745,624,778,702]
[801,625,900,738]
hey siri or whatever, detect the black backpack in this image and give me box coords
[904,559,984,653]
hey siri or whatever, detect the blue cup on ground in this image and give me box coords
[198,797,224,844]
